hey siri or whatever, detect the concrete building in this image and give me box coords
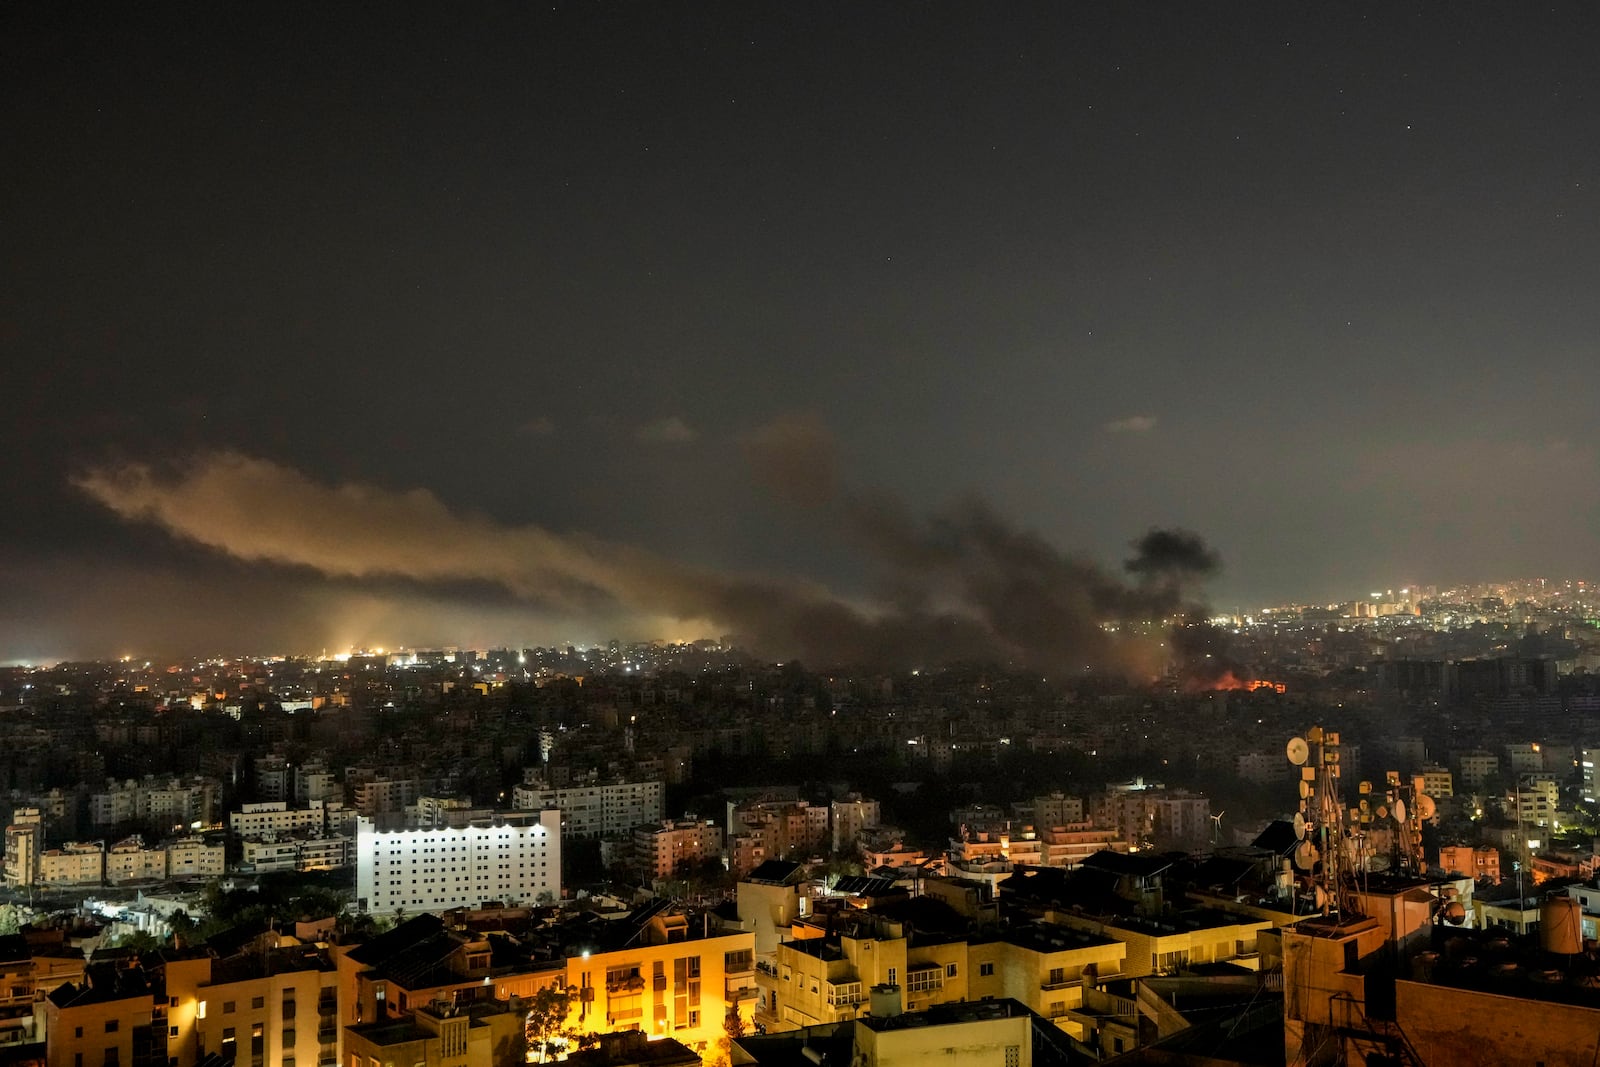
[241,832,353,874]
[4,811,42,887]
[1419,764,1454,798]
[163,944,340,1067]
[354,778,422,817]
[355,809,560,915]
[294,762,338,805]
[729,799,830,863]
[754,908,1127,1044]
[634,819,723,881]
[343,999,522,1067]
[1510,776,1560,828]
[1029,793,1085,827]
[1455,750,1500,791]
[230,801,327,839]
[740,999,1044,1067]
[167,837,226,879]
[105,837,167,884]
[1437,844,1499,883]
[1091,783,1211,849]
[39,842,105,886]
[509,776,664,839]
[1236,751,1292,787]
[43,966,155,1067]
[831,795,881,853]
[88,776,217,833]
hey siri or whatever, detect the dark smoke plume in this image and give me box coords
[74,428,1222,675]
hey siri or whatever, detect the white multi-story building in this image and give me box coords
[241,837,300,874]
[1511,777,1560,829]
[294,763,338,805]
[510,776,664,838]
[229,801,327,838]
[88,777,217,832]
[355,809,560,915]
[240,831,354,873]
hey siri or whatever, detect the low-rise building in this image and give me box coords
[39,842,105,886]
[229,802,327,838]
[1437,845,1499,883]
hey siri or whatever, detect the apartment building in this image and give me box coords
[163,946,340,1067]
[355,809,561,915]
[509,776,664,839]
[230,802,328,838]
[241,832,353,874]
[633,820,723,880]
[39,843,105,887]
[105,837,167,884]
[830,795,881,853]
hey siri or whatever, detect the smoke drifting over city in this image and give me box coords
[74,424,1219,673]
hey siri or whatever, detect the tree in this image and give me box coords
[524,984,576,1063]
[113,929,167,952]
[704,1006,746,1067]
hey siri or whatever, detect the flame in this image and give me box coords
[1203,671,1286,693]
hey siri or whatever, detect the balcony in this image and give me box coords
[1040,980,1075,992]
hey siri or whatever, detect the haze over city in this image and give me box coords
[8,5,1600,662]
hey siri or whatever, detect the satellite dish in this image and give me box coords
[1417,794,1437,820]
[1293,812,1307,840]
[1359,780,1373,795]
[1375,805,1389,820]
[1294,840,1319,870]
[1359,798,1370,814]
[1392,798,1407,823]
[1444,901,1467,925]
[1298,780,1313,800]
[1314,884,1329,908]
[1286,737,1309,766]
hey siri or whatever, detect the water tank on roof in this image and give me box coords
[1542,896,1584,955]
[869,984,903,1018]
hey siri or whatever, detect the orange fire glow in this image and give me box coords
[1204,671,1286,693]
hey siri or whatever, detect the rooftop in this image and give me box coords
[993,924,1120,955]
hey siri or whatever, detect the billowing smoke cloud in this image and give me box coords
[73,437,1220,673]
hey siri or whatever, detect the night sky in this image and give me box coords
[5,4,1600,662]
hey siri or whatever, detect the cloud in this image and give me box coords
[1104,414,1158,434]
[742,411,839,508]
[634,416,697,444]
[73,450,1220,673]
[516,416,556,437]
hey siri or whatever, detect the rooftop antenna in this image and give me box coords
[1286,727,1347,918]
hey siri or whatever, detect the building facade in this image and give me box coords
[355,809,561,915]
